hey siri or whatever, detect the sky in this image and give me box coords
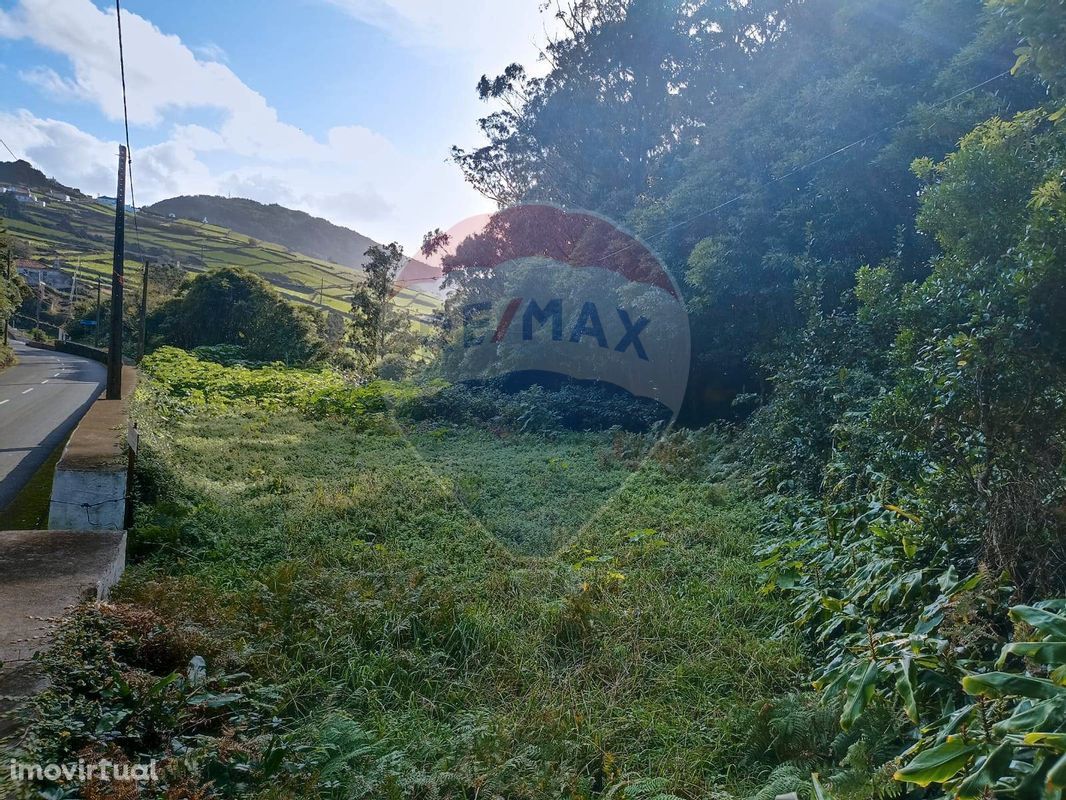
[0,0,554,251]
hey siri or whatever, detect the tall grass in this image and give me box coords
[16,355,804,798]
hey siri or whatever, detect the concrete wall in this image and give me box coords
[24,339,109,363]
[47,365,137,531]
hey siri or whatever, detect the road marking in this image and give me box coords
[53,373,61,377]
[0,399,8,406]
[21,388,33,394]
[41,379,49,384]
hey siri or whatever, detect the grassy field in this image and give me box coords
[12,355,804,800]
[4,198,439,319]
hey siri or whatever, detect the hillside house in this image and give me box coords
[4,187,37,203]
[16,262,74,292]
[96,196,137,212]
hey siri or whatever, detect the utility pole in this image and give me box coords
[35,271,42,327]
[3,243,10,346]
[137,260,149,361]
[106,144,126,400]
[95,276,102,347]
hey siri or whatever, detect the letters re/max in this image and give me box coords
[463,298,650,361]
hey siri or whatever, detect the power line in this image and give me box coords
[0,137,18,162]
[114,0,142,247]
[598,67,1014,262]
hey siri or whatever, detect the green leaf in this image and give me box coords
[936,704,977,743]
[956,744,1012,800]
[896,656,919,724]
[1023,732,1066,750]
[148,671,180,697]
[1013,753,1055,800]
[963,672,1066,700]
[998,641,1066,667]
[1010,606,1066,640]
[811,773,831,800]
[994,697,1066,734]
[894,740,980,787]
[841,660,880,731]
[1050,753,1066,790]
[188,691,243,708]
[1010,47,1031,76]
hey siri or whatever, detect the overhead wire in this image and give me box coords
[114,0,144,258]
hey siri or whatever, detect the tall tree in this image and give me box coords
[454,0,1043,418]
[349,243,420,373]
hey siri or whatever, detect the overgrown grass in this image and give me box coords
[13,361,804,799]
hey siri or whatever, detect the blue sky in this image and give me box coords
[0,0,553,249]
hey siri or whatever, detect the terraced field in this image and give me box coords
[3,197,439,320]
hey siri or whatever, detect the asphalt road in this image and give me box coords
[0,339,106,512]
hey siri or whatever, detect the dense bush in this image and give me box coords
[404,379,669,432]
[743,6,1066,794]
[147,267,325,365]
[142,347,670,434]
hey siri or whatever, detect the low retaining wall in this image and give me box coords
[47,365,138,530]
[24,339,109,363]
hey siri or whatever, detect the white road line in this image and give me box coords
[0,399,8,405]
[21,388,33,394]
[41,379,49,384]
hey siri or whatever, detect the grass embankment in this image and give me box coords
[14,353,801,799]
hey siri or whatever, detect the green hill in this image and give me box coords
[146,195,375,271]
[0,169,438,321]
[0,159,82,197]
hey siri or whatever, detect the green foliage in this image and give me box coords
[140,346,414,427]
[348,242,421,375]
[405,380,669,432]
[456,0,1043,415]
[893,600,1066,798]
[742,7,1066,796]
[0,226,30,327]
[14,603,304,799]
[148,267,326,364]
[9,353,807,798]
[142,346,668,437]
[993,0,1066,118]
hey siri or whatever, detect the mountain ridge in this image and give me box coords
[0,160,83,197]
[146,195,377,270]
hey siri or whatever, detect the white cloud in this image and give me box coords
[18,66,83,101]
[0,0,499,248]
[190,41,228,64]
[0,109,116,195]
[324,0,555,73]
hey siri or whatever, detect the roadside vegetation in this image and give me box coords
[12,348,802,799]
[4,0,1066,798]
[0,225,31,367]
